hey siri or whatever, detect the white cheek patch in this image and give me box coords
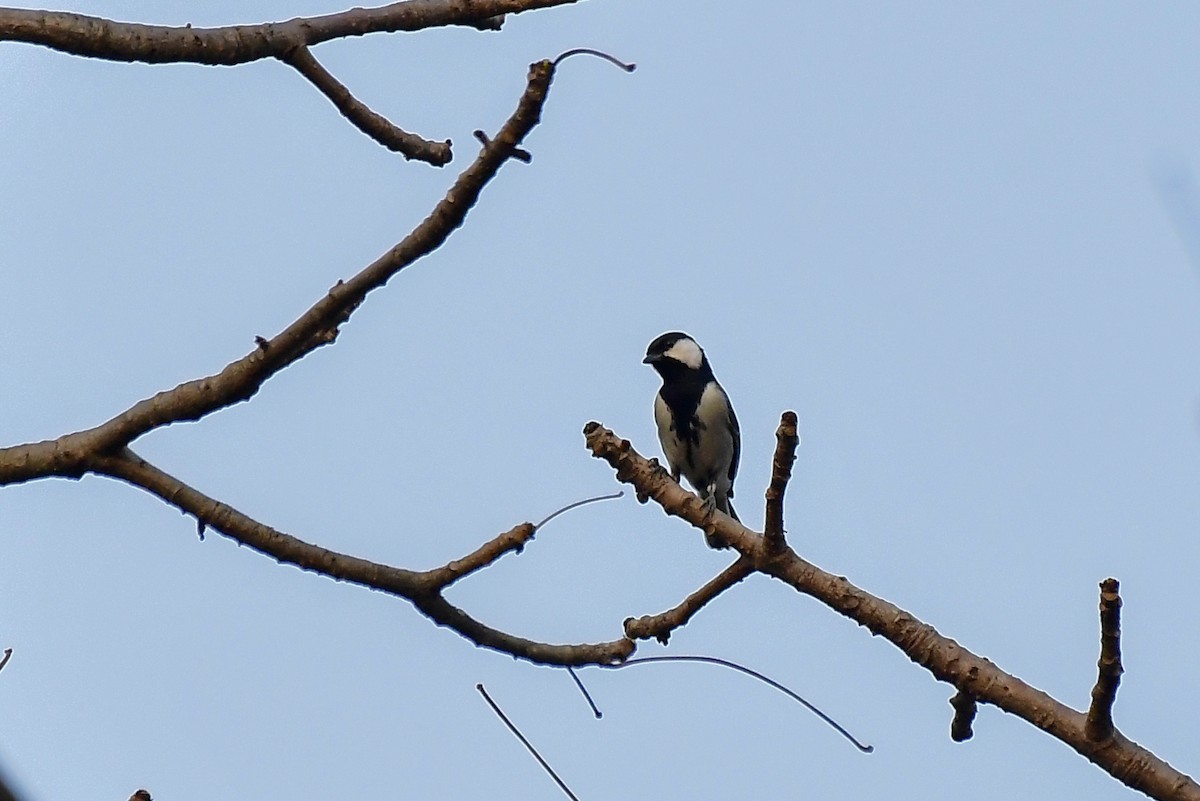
[664,337,703,369]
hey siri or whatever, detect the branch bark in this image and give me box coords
[624,557,754,644]
[764,410,799,552]
[583,419,1200,801]
[1085,577,1124,741]
[0,1,577,64]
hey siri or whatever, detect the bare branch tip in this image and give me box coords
[1086,575,1124,741]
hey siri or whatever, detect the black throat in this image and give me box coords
[655,359,715,443]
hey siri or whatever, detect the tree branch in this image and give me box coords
[422,523,537,590]
[0,1,578,65]
[624,557,754,644]
[0,57,557,486]
[282,45,452,165]
[583,421,1200,801]
[1085,577,1124,741]
[93,447,634,667]
[764,410,799,552]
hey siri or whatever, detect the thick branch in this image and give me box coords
[0,58,557,486]
[282,45,452,165]
[584,421,1200,801]
[1085,577,1124,741]
[0,1,577,65]
[624,557,754,644]
[93,447,633,667]
[764,410,799,552]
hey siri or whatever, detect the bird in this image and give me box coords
[643,332,741,547]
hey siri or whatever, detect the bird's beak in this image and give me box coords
[642,354,657,365]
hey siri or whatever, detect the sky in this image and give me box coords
[3,2,1200,799]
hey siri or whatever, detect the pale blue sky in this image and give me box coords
[3,2,1200,799]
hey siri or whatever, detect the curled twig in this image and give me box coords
[553,48,636,72]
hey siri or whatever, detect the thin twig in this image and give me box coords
[764,410,799,552]
[477,684,582,801]
[624,557,753,644]
[537,491,624,529]
[1085,577,1123,741]
[601,655,873,753]
[282,45,451,166]
[566,667,602,719]
[0,648,12,673]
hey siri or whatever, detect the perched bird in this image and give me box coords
[643,332,741,546]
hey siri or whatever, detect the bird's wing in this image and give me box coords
[724,384,741,493]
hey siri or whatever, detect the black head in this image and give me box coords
[643,331,711,378]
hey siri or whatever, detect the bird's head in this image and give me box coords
[643,331,707,376]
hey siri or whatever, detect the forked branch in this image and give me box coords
[0,58,557,486]
[583,418,1200,801]
[1,55,644,669]
[93,447,633,666]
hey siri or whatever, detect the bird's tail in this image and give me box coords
[723,497,739,522]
